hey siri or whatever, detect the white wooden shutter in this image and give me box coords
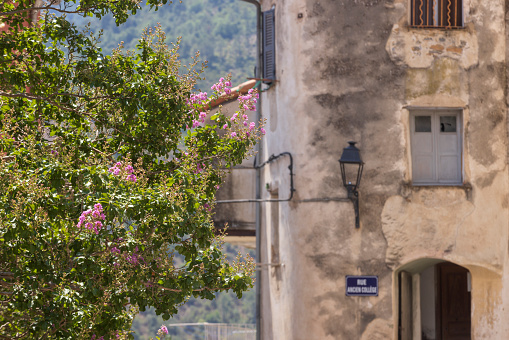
[411,110,462,185]
[412,112,436,183]
[437,111,461,183]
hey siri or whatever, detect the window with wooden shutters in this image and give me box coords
[262,9,275,84]
[410,110,462,185]
[410,0,463,28]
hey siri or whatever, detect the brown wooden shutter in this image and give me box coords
[262,9,275,84]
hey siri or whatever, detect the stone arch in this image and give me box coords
[394,258,474,340]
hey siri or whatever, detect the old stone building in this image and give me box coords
[216,0,509,339]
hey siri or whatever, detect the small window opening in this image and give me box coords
[410,109,462,185]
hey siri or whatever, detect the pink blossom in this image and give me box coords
[195,163,205,173]
[222,124,228,129]
[249,122,255,131]
[187,92,209,107]
[225,88,231,94]
[231,132,237,138]
[127,174,137,182]
[225,81,231,87]
[77,204,106,232]
[192,120,200,128]
[160,325,169,335]
[260,128,266,135]
[125,165,134,174]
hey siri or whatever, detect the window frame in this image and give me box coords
[409,108,463,186]
[409,0,464,29]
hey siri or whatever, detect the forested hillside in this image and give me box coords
[70,0,257,89]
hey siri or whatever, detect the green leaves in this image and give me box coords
[0,1,256,339]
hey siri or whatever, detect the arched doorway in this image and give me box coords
[398,260,471,340]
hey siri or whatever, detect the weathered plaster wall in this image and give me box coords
[382,1,509,337]
[259,0,403,338]
[256,0,509,339]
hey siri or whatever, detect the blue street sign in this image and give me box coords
[345,276,378,296]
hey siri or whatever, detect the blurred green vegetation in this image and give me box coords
[70,0,257,90]
[131,243,256,340]
[68,4,257,338]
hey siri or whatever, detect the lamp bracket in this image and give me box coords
[346,185,360,228]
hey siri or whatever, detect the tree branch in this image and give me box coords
[0,1,122,17]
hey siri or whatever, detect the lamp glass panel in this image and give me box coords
[342,162,360,186]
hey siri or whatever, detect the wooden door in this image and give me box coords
[437,263,471,340]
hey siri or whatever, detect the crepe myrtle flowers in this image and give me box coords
[158,325,169,336]
[186,77,265,139]
[238,88,259,112]
[211,77,232,94]
[77,203,105,234]
[108,162,137,182]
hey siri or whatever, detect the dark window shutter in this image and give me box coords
[262,9,275,84]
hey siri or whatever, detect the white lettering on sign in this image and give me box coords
[361,287,377,293]
[347,287,362,293]
[346,276,379,296]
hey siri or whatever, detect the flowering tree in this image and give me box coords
[0,1,262,339]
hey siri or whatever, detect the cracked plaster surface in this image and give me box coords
[386,24,479,69]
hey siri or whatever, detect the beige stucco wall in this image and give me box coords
[249,0,509,339]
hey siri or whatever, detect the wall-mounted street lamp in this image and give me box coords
[339,141,364,228]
